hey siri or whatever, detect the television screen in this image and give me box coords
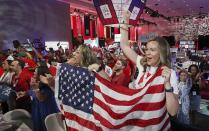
[180,40,195,48]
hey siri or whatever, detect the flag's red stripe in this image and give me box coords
[95,69,163,95]
[138,74,145,84]
[94,84,164,106]
[94,98,166,119]
[159,116,171,131]
[93,110,168,129]
[64,111,102,131]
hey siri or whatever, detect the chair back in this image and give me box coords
[2,109,32,129]
[45,112,66,131]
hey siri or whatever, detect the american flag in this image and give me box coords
[57,64,171,131]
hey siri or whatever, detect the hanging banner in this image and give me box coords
[93,0,146,26]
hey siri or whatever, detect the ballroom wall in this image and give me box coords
[0,0,71,50]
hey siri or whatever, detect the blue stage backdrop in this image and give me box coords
[0,0,71,50]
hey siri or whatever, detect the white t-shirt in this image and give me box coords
[130,55,179,95]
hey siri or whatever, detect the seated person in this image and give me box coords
[17,61,59,131]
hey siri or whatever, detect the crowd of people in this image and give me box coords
[0,14,208,131]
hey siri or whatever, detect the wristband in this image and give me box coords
[165,87,174,93]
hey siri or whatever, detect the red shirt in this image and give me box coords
[21,58,37,69]
[12,70,33,92]
[0,67,4,77]
[111,72,130,87]
[49,65,57,76]
[123,61,132,78]
[21,58,37,76]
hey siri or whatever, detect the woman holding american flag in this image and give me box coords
[120,11,179,130]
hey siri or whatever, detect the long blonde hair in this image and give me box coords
[78,45,98,67]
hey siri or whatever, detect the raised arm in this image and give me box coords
[32,47,43,59]
[162,67,179,116]
[120,11,138,64]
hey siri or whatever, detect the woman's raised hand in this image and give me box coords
[122,10,131,24]
[40,74,55,88]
